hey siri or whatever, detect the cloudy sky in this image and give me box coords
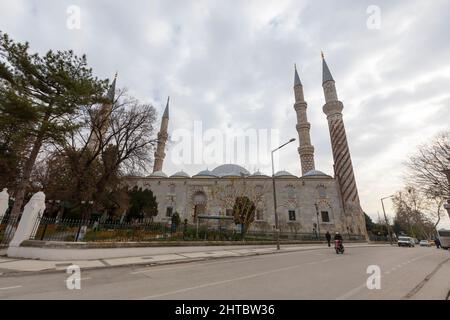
[1,0,449,227]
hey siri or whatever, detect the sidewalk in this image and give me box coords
[0,243,387,275]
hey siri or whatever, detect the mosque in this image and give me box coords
[126,55,368,237]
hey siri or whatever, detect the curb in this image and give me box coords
[0,244,391,278]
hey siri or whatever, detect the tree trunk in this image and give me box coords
[10,113,50,218]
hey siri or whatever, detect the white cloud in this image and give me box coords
[1,0,449,221]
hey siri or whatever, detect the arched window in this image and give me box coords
[285,185,295,198]
[317,185,326,198]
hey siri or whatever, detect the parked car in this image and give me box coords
[398,236,415,247]
[419,240,431,247]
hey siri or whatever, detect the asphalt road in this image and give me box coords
[0,246,448,300]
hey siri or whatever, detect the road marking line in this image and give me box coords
[336,283,367,300]
[404,257,450,299]
[62,277,91,282]
[140,263,303,299]
[0,285,22,290]
[139,256,338,299]
[130,257,260,274]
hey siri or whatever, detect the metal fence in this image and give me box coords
[0,215,20,248]
[29,216,366,243]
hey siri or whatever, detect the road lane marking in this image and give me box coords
[139,256,339,299]
[336,283,367,300]
[139,264,304,299]
[0,285,22,290]
[130,257,261,274]
[404,257,450,299]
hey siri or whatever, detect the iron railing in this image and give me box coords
[28,216,367,243]
[0,215,20,248]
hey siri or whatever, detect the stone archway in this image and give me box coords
[192,191,207,222]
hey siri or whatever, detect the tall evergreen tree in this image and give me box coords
[0,32,107,217]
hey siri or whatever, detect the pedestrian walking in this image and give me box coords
[325,231,331,247]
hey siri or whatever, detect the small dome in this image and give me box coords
[149,171,167,178]
[193,169,217,178]
[252,170,269,178]
[170,170,190,178]
[211,164,250,177]
[275,170,296,177]
[303,170,330,177]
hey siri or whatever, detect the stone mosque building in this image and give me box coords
[126,55,368,237]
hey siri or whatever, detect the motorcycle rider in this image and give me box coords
[334,232,344,251]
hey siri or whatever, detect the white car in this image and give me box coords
[419,240,431,247]
[398,236,415,247]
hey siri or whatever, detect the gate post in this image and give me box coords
[0,188,9,222]
[7,192,46,256]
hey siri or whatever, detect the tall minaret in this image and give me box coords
[153,96,170,173]
[293,64,315,175]
[321,53,367,237]
[88,73,117,151]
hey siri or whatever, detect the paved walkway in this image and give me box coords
[0,243,387,274]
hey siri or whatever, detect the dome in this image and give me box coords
[252,170,269,178]
[149,171,167,178]
[170,170,190,178]
[303,170,330,178]
[211,164,250,177]
[193,169,217,178]
[274,170,296,177]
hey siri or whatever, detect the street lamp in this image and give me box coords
[271,138,296,250]
[381,195,395,245]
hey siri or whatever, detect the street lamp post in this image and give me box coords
[271,138,296,250]
[381,195,394,245]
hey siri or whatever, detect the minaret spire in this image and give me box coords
[88,72,117,151]
[153,96,170,173]
[106,72,118,102]
[321,53,334,84]
[293,64,315,175]
[320,54,367,238]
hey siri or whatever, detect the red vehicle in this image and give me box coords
[334,239,344,254]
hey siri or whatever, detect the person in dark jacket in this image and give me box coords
[334,232,343,241]
[325,231,331,247]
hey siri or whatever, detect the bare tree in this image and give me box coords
[404,130,449,233]
[406,131,450,199]
[211,178,269,234]
[42,90,158,217]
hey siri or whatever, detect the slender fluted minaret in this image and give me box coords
[293,64,315,175]
[321,53,367,237]
[153,96,170,173]
[88,73,117,151]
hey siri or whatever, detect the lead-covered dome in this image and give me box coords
[303,170,330,178]
[274,170,296,178]
[193,169,217,178]
[149,171,167,178]
[170,170,190,178]
[211,164,250,177]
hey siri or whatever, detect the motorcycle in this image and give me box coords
[334,239,344,254]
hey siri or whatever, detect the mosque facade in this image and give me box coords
[126,55,368,238]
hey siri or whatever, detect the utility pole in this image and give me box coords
[271,138,296,250]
